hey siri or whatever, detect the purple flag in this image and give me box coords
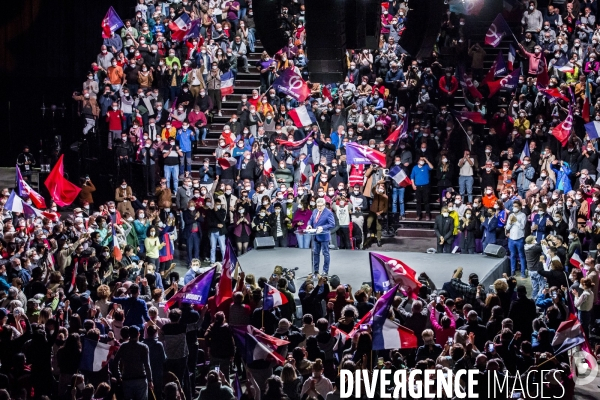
[345,142,387,167]
[272,69,310,102]
[494,51,507,77]
[487,68,520,97]
[102,6,124,39]
[485,14,512,47]
[165,267,216,310]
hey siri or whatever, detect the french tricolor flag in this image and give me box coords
[262,150,273,176]
[508,43,516,71]
[16,165,46,209]
[288,105,317,128]
[80,338,117,372]
[263,283,288,311]
[220,71,235,96]
[519,140,530,164]
[389,165,412,187]
[552,315,586,355]
[584,121,600,140]
[569,252,583,269]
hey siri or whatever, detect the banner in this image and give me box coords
[272,69,310,102]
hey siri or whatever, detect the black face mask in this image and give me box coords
[471,278,479,286]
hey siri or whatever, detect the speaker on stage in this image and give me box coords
[252,0,289,55]
[483,244,507,258]
[254,237,276,249]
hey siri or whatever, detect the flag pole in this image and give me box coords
[261,309,264,328]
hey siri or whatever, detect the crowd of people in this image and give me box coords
[3,0,600,399]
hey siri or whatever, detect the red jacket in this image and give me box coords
[438,76,459,95]
[106,110,124,131]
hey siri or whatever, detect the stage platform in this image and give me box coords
[238,248,509,295]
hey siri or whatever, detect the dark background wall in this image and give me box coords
[0,0,133,171]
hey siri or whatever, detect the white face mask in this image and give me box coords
[442,212,449,217]
[512,207,520,213]
[189,206,195,211]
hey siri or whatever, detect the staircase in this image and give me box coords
[190,40,264,170]
[392,16,517,239]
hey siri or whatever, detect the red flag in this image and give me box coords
[453,110,487,125]
[537,64,550,88]
[322,86,332,102]
[217,157,237,170]
[44,155,81,207]
[552,107,573,146]
[384,123,403,146]
[215,241,238,306]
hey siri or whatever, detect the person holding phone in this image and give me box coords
[429,297,456,346]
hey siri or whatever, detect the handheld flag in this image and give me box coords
[370,252,422,298]
[485,14,512,47]
[215,240,238,306]
[80,338,118,372]
[452,110,487,125]
[507,44,516,71]
[457,65,483,100]
[272,69,310,102]
[288,105,317,127]
[262,150,273,176]
[5,191,38,218]
[276,132,314,151]
[220,71,235,96]
[233,325,290,365]
[584,121,600,140]
[101,7,124,39]
[519,141,531,164]
[389,166,412,187]
[263,283,288,311]
[168,14,198,42]
[345,142,387,167]
[569,252,583,269]
[487,68,520,97]
[44,155,82,207]
[552,315,586,355]
[15,166,46,209]
[217,157,237,170]
[551,106,573,146]
[371,284,418,350]
[165,267,216,310]
[537,86,570,104]
[112,225,122,261]
[482,52,506,85]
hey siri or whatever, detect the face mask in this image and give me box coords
[465,213,472,218]
[442,212,449,217]
[260,212,266,217]
[418,161,425,166]
[512,207,520,213]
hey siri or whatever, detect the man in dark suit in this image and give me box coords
[306,198,336,275]
[434,206,455,253]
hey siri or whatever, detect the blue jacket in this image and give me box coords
[551,162,572,193]
[176,128,195,152]
[532,213,550,242]
[481,216,498,243]
[307,208,336,242]
[410,164,431,186]
[112,296,150,327]
[0,276,9,292]
[385,69,405,85]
